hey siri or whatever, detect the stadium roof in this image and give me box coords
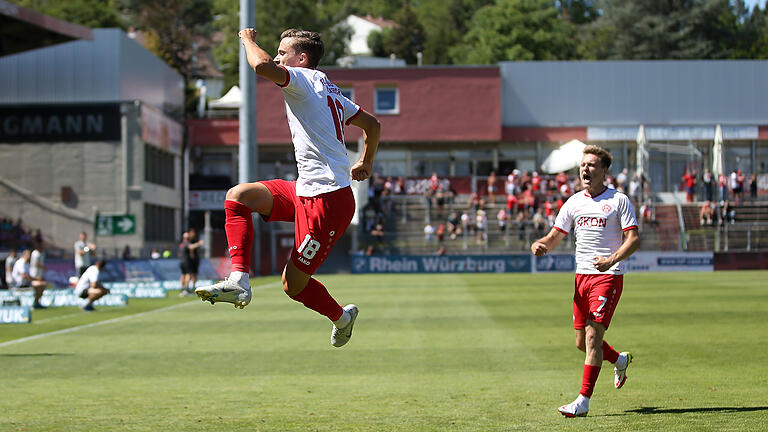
[0,0,92,57]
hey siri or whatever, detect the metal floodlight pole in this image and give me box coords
[239,0,259,274]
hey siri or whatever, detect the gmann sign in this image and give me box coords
[0,104,121,142]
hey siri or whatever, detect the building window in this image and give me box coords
[144,203,176,242]
[145,145,175,188]
[340,87,354,102]
[374,86,399,115]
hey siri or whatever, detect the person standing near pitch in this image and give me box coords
[531,145,639,417]
[195,28,380,348]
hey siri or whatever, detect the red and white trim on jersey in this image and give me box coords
[584,186,608,199]
[277,65,290,88]
[554,188,638,275]
[345,107,362,126]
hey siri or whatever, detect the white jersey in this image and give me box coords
[11,259,29,287]
[29,249,44,278]
[74,240,91,268]
[554,187,638,275]
[280,66,361,197]
[75,265,100,296]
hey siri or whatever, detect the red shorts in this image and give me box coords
[572,274,624,329]
[260,180,355,275]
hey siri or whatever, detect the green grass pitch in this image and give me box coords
[1,271,767,431]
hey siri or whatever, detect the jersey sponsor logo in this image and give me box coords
[602,204,612,214]
[228,246,238,252]
[576,216,607,228]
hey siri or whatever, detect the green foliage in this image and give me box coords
[11,0,123,28]
[367,3,425,64]
[450,0,579,64]
[210,0,353,92]
[581,0,766,60]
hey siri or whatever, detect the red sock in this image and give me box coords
[602,340,620,363]
[224,200,253,273]
[580,364,601,398]
[290,278,343,321]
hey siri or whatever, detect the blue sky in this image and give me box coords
[745,0,766,9]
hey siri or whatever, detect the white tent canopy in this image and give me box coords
[540,139,587,174]
[208,85,241,109]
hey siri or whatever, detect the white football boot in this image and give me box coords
[331,304,358,347]
[195,278,251,309]
[558,396,589,418]
[614,352,633,389]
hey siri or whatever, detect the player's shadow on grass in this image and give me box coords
[626,406,768,415]
[0,353,74,357]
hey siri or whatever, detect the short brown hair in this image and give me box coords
[280,28,324,68]
[583,145,613,169]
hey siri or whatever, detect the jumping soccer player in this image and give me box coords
[530,145,639,417]
[195,28,380,348]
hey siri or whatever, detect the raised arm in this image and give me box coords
[348,109,381,182]
[238,28,288,85]
[531,227,567,256]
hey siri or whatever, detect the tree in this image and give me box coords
[11,0,123,28]
[211,0,353,91]
[415,0,494,64]
[450,0,579,64]
[580,0,763,60]
[368,3,425,64]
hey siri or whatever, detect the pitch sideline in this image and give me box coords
[0,281,282,348]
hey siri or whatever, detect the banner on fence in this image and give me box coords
[625,251,713,272]
[0,306,31,324]
[351,255,531,274]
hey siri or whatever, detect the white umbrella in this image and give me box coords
[540,139,587,174]
[208,85,241,109]
[635,125,649,179]
[712,124,724,180]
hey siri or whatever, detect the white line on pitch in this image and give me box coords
[0,281,281,349]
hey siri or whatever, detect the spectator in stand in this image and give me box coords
[370,223,385,245]
[370,173,385,215]
[719,172,729,202]
[150,248,161,259]
[446,211,462,240]
[122,245,132,260]
[475,207,488,245]
[461,211,473,235]
[11,249,47,309]
[436,223,446,244]
[730,170,741,204]
[436,245,447,255]
[640,201,655,226]
[681,169,697,203]
[544,197,556,226]
[750,173,758,201]
[521,170,532,190]
[4,249,18,290]
[365,244,375,256]
[615,169,628,193]
[506,191,519,219]
[736,170,746,203]
[700,201,714,226]
[532,209,547,236]
[531,171,542,194]
[628,174,641,203]
[424,223,435,244]
[396,176,406,195]
[506,170,519,197]
[522,184,536,213]
[497,208,508,233]
[74,232,96,277]
[487,171,498,204]
[721,200,735,224]
[702,169,714,203]
[74,260,109,312]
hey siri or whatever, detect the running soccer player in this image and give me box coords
[195,28,380,348]
[530,145,639,417]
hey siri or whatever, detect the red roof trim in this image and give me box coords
[502,127,587,142]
